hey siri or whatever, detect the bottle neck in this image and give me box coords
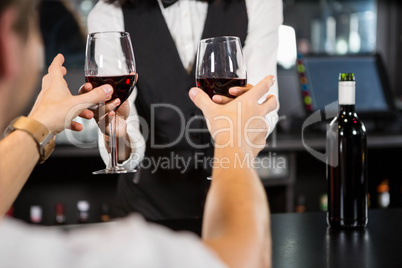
[339,104,356,114]
[338,81,355,105]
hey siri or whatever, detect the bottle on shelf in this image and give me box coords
[30,205,43,224]
[100,202,111,222]
[295,194,306,213]
[54,202,67,225]
[377,179,390,208]
[327,73,368,229]
[320,193,328,212]
[77,200,90,224]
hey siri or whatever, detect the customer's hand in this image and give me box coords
[211,84,253,104]
[28,54,113,134]
[78,80,132,138]
[189,76,276,156]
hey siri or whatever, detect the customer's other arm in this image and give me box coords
[190,76,277,268]
[0,54,112,216]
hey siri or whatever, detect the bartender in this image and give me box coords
[84,0,283,220]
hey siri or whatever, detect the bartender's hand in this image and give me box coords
[28,54,113,134]
[211,83,253,104]
[78,83,130,138]
[189,76,276,156]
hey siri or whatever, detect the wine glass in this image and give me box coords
[195,36,247,99]
[195,36,247,180]
[85,31,137,174]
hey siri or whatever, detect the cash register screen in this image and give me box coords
[301,55,391,116]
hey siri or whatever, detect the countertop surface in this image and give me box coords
[151,209,402,267]
[271,209,402,268]
[56,209,402,267]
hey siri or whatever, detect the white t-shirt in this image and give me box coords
[88,0,283,169]
[0,215,226,267]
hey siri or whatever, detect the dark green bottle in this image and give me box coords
[327,73,368,228]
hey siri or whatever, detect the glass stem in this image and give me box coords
[110,113,118,169]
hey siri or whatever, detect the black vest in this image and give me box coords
[117,0,248,220]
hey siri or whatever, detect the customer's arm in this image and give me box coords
[0,54,112,216]
[189,76,277,268]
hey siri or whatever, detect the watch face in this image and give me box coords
[40,132,55,147]
[39,137,55,164]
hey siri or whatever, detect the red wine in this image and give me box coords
[327,73,368,229]
[196,78,246,98]
[85,75,136,110]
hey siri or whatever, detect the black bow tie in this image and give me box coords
[161,0,177,8]
[161,0,209,9]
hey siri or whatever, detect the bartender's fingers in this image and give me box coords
[69,121,84,131]
[189,87,214,113]
[90,98,121,117]
[79,109,94,120]
[78,83,93,95]
[73,84,113,108]
[100,111,116,128]
[104,99,121,113]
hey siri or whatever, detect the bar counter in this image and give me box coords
[154,209,402,267]
[271,209,402,267]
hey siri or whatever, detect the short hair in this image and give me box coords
[0,0,37,41]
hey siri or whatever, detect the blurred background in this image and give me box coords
[11,0,402,225]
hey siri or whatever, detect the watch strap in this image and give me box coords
[4,116,55,164]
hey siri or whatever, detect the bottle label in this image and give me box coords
[338,81,355,105]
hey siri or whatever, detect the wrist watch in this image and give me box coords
[3,116,55,164]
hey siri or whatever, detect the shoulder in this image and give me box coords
[245,0,283,34]
[245,0,283,23]
[245,0,282,10]
[88,0,124,33]
[89,0,120,16]
[67,215,227,267]
[0,218,65,267]
[127,215,227,268]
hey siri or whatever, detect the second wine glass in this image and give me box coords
[85,31,137,174]
[195,36,247,99]
[195,36,247,180]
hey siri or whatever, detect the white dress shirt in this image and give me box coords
[0,216,226,267]
[88,0,283,168]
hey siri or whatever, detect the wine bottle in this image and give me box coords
[295,194,306,213]
[77,200,90,224]
[377,179,390,208]
[327,73,368,228]
[100,202,111,222]
[54,202,67,225]
[30,205,43,224]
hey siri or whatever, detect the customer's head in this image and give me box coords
[0,0,43,131]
